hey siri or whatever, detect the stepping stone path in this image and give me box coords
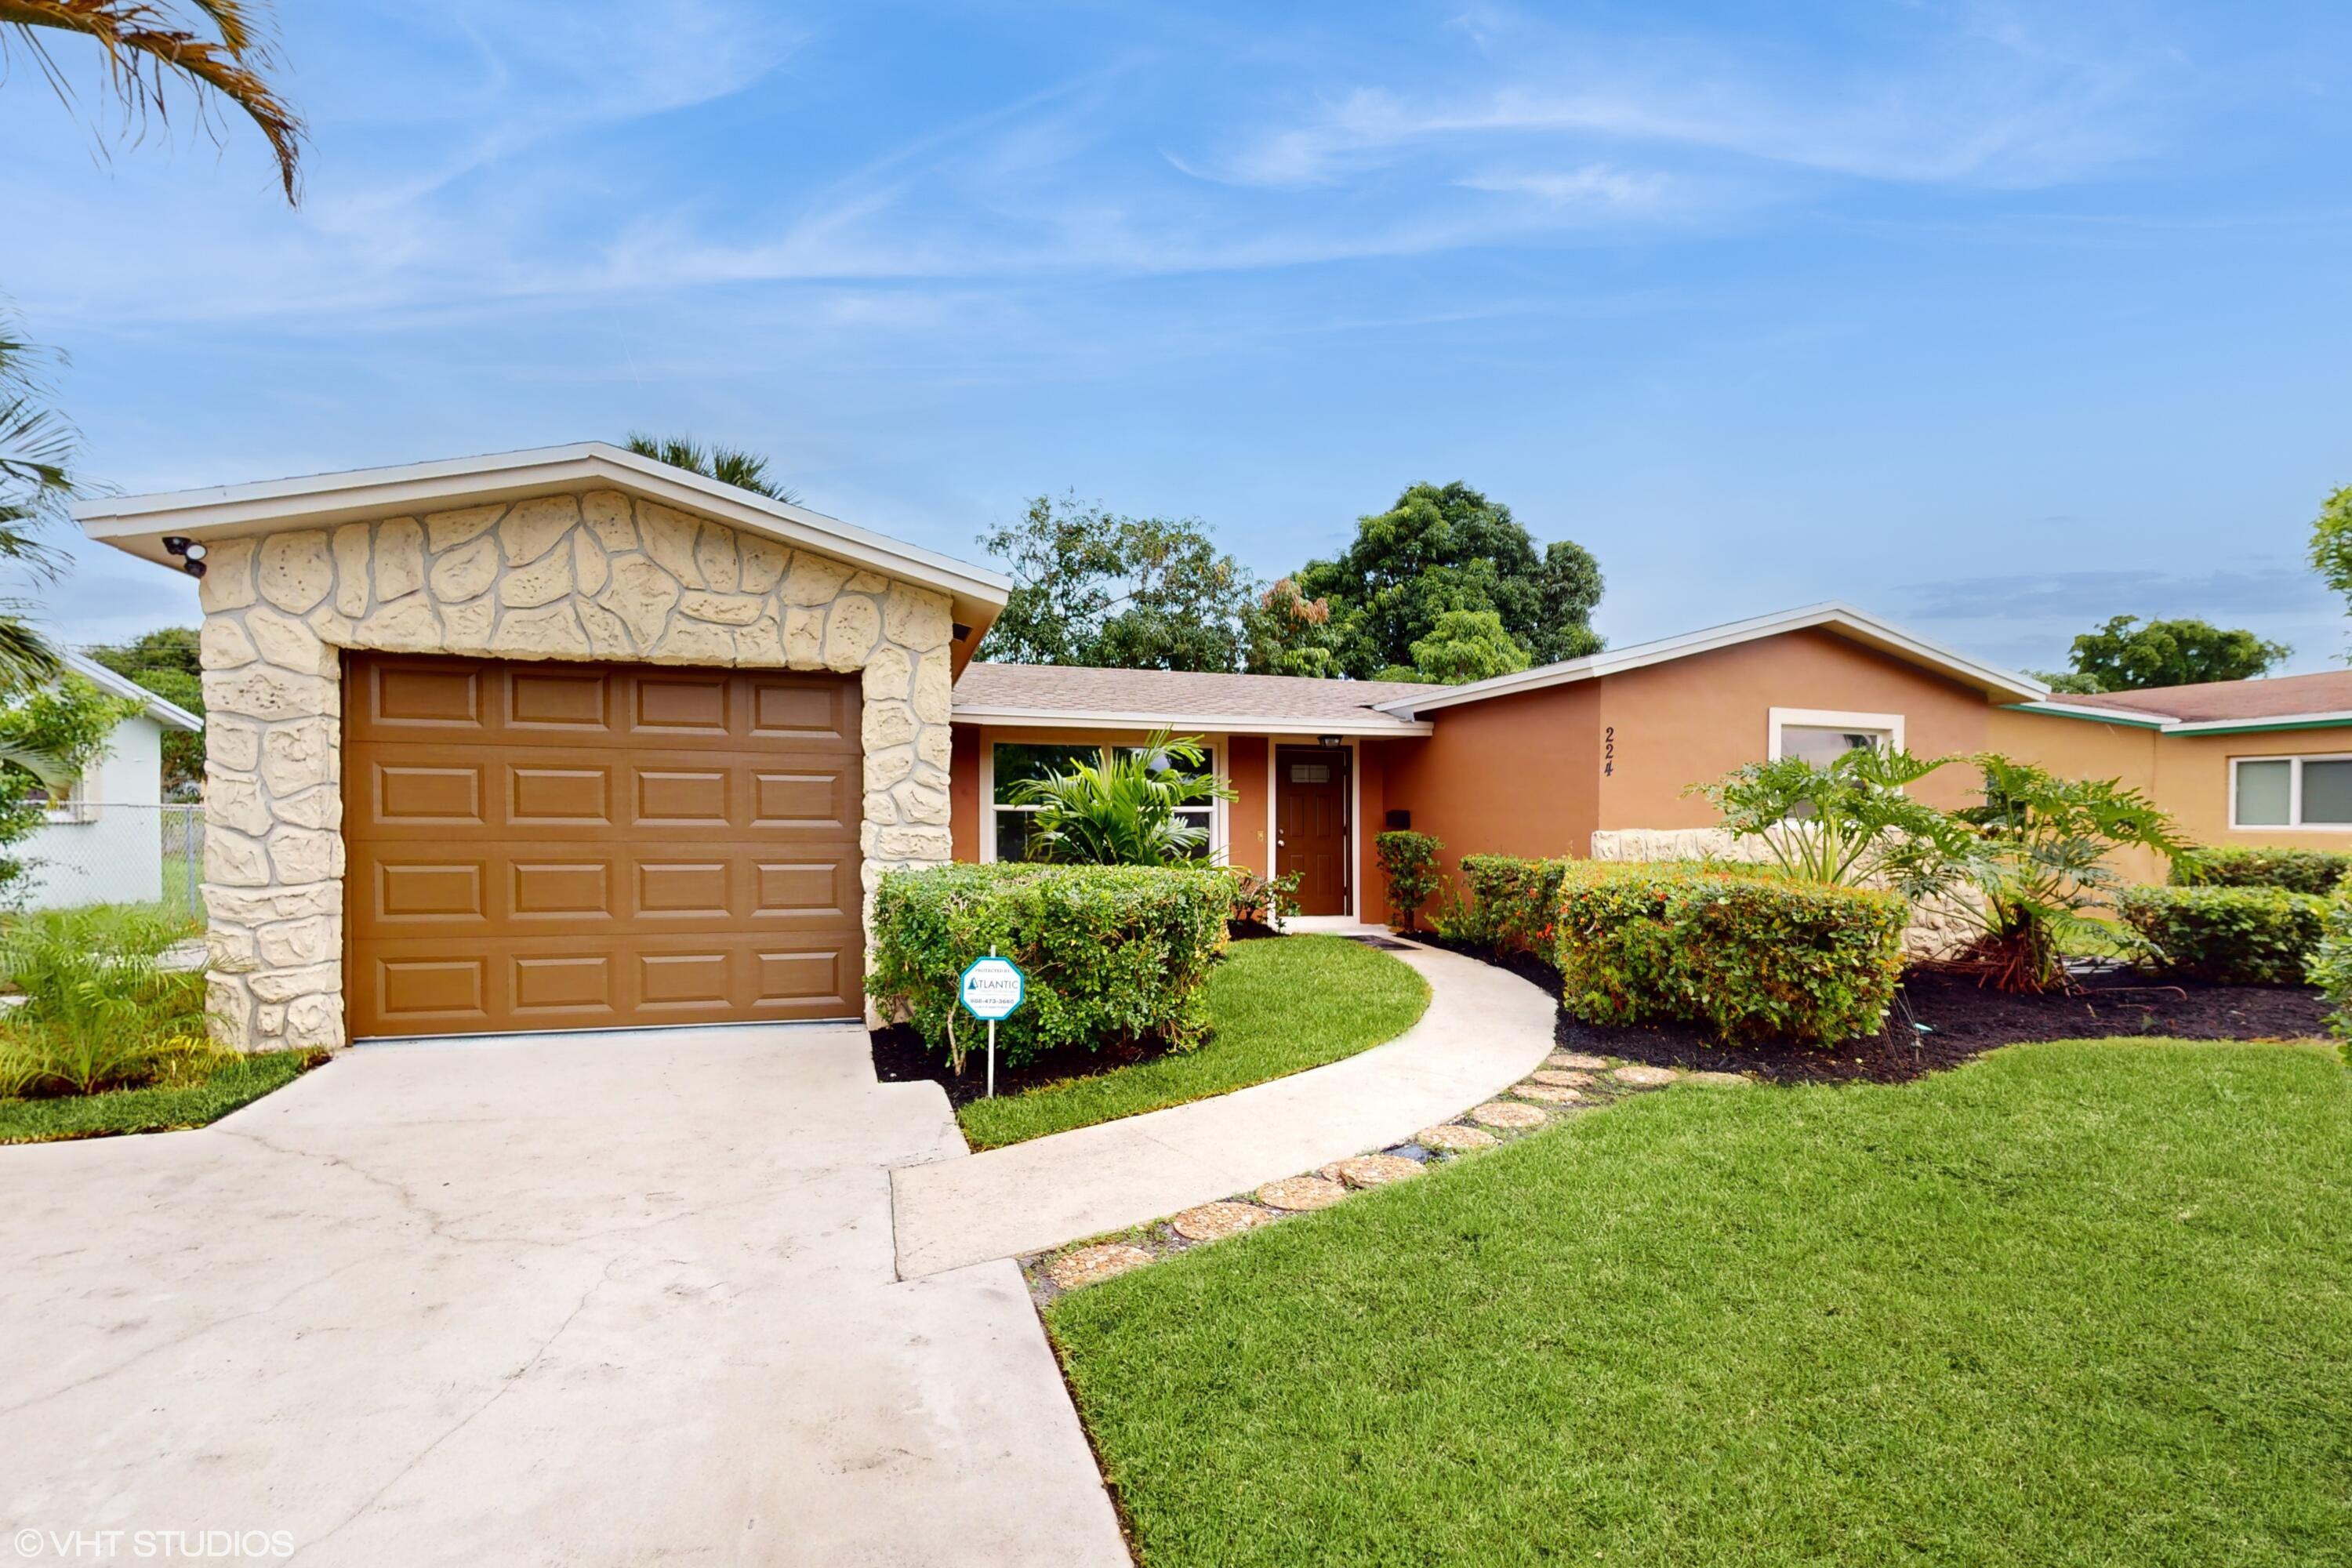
[1416,1123,1497,1152]
[1683,1070,1751,1086]
[1611,1064,1679,1087]
[1322,1153,1425,1189]
[1530,1069,1592,1087]
[1550,1052,1610,1070]
[1468,1101,1547,1131]
[1257,1175,1349,1211]
[1171,1201,1278,1242]
[1048,1243,1155,1291]
[1512,1083,1582,1104]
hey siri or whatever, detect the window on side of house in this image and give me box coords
[1767,709,1904,768]
[988,741,1219,862]
[2233,755,2352,829]
[24,771,92,825]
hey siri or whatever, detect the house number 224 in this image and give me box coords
[1604,726,1615,777]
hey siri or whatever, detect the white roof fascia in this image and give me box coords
[59,652,203,731]
[950,704,1432,737]
[1373,602,2049,717]
[70,441,1011,627]
[2005,699,2176,728]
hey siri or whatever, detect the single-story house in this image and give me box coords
[72,444,2349,1050]
[13,652,204,911]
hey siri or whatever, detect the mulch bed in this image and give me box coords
[869,1022,1169,1110]
[1425,935,2332,1086]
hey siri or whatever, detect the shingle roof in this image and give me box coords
[952,663,1434,734]
[2042,669,2352,725]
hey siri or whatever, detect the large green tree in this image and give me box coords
[978,494,1258,671]
[1375,608,1531,685]
[2034,615,2290,694]
[1256,482,1603,681]
[2308,483,2352,659]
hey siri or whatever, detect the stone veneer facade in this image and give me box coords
[197,488,957,1051]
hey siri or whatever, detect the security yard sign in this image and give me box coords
[958,951,1026,1098]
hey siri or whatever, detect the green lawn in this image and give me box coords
[1049,1039,2352,1567]
[956,935,1430,1150]
[0,1049,325,1144]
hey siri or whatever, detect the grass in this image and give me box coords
[956,935,1430,1150]
[0,1047,325,1143]
[1048,1039,2352,1567]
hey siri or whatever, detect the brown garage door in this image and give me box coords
[343,653,864,1038]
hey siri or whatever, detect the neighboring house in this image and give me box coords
[15,652,205,911]
[71,444,2334,1051]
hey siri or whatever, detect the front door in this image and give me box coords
[1276,746,1350,916]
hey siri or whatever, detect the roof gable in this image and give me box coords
[59,652,202,731]
[70,442,1011,641]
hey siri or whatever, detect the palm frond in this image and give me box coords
[0,0,305,201]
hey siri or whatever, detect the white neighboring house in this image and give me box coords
[15,652,203,911]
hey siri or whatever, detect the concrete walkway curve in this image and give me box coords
[891,938,1556,1279]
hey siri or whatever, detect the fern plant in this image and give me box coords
[0,907,215,1098]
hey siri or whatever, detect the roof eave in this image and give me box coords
[59,653,203,731]
[950,704,1433,737]
[71,442,1011,656]
[1374,603,2047,717]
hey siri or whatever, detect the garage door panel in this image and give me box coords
[346,655,863,1037]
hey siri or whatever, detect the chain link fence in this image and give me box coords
[13,802,205,918]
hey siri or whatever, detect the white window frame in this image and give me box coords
[978,738,1226,863]
[2230,753,2352,832]
[32,761,96,825]
[1766,707,1905,762]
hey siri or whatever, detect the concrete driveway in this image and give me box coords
[0,1027,1128,1566]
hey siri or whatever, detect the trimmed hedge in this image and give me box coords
[1442,854,1573,958]
[2117,884,2326,986]
[1556,862,1907,1045]
[2172,846,2352,895]
[2309,898,2352,1054]
[866,863,1232,1066]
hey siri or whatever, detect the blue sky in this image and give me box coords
[6,0,2350,675]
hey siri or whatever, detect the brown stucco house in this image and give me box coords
[75,446,2349,1049]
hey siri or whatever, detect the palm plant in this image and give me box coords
[2,0,305,201]
[0,906,212,1097]
[1945,753,2187,993]
[1689,745,1974,897]
[624,432,799,504]
[0,321,70,695]
[1007,730,1236,866]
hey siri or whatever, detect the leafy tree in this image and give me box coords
[2309,484,2352,658]
[87,626,202,794]
[978,494,1258,671]
[2042,615,2289,692]
[1374,607,1530,685]
[1263,482,1602,680]
[1242,578,1346,678]
[622,432,796,503]
[1007,731,1237,866]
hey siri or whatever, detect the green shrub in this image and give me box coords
[0,906,214,1098]
[2172,846,2352,895]
[2310,898,2352,1058]
[1440,853,1573,959]
[866,863,1232,1068]
[1556,862,1907,1045]
[2118,884,2325,985]
[1373,830,1443,931]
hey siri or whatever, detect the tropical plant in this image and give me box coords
[0,904,213,1097]
[622,431,797,503]
[1373,829,1443,931]
[0,318,72,694]
[1007,730,1238,867]
[1688,745,1973,896]
[1,0,305,201]
[1944,754,2187,992]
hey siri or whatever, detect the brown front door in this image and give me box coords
[1276,746,1350,916]
[343,653,863,1038]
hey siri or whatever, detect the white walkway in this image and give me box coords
[890,938,1558,1279]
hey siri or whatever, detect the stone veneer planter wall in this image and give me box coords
[197,488,957,1051]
